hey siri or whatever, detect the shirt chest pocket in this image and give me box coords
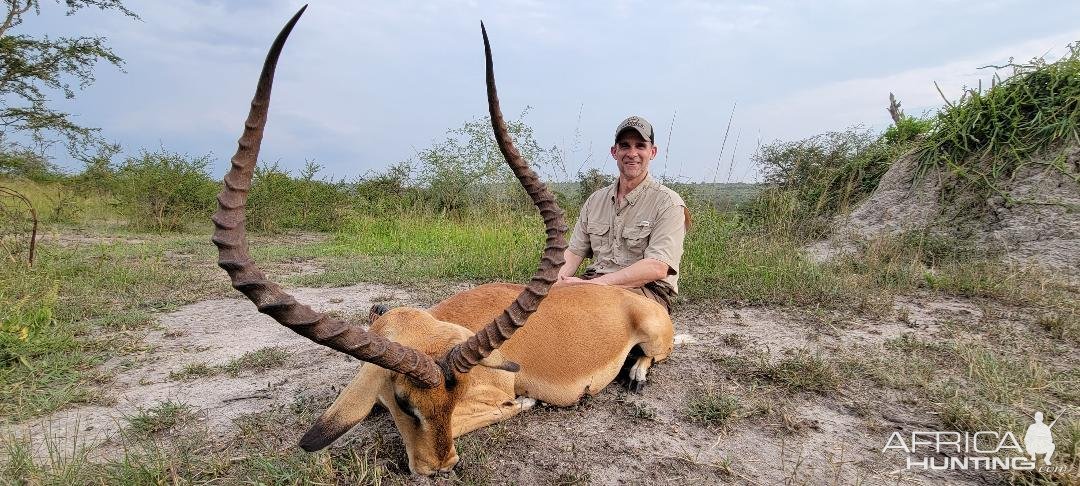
[586,222,611,255]
[621,223,653,259]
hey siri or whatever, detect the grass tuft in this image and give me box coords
[168,348,290,381]
[221,347,289,376]
[124,400,193,436]
[685,386,740,427]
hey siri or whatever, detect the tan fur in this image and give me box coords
[430,283,674,405]
[302,284,673,475]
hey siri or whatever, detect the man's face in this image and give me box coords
[610,130,657,181]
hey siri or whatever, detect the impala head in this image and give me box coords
[211,6,565,476]
[298,308,521,475]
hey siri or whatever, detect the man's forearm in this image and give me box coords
[559,249,585,278]
[589,258,669,288]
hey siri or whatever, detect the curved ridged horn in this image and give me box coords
[210,5,443,388]
[443,24,569,374]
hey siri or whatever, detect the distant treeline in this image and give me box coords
[0,149,762,234]
[5,42,1077,236]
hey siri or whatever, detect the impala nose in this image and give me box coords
[439,453,459,472]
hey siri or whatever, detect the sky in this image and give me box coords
[14,0,1080,183]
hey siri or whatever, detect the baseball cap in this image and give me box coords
[615,116,654,143]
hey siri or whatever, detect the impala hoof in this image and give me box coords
[516,397,537,410]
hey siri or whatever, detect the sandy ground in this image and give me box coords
[5,277,1043,485]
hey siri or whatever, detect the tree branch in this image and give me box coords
[0,0,36,39]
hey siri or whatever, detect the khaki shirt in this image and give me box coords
[568,175,687,293]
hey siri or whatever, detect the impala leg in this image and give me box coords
[452,389,536,437]
[628,355,654,393]
[627,313,675,393]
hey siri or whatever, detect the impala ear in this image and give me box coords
[478,350,520,372]
[299,364,389,451]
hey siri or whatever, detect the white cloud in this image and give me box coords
[744,29,1080,144]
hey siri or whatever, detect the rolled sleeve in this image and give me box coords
[643,204,686,275]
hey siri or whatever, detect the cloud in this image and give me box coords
[744,29,1080,144]
[675,0,778,34]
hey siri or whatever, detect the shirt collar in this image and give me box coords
[611,174,655,206]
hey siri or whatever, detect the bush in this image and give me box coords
[0,149,61,182]
[411,111,561,216]
[246,161,349,233]
[72,145,122,195]
[883,115,932,145]
[113,150,217,232]
[351,161,420,214]
[742,128,895,237]
[576,168,613,205]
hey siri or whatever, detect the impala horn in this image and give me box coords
[442,24,568,374]
[210,5,443,388]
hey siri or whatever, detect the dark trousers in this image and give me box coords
[580,269,675,314]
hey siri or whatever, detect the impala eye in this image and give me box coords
[395,393,422,426]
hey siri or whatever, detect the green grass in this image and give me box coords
[767,351,841,393]
[0,177,118,227]
[0,237,229,421]
[327,214,545,282]
[124,401,193,437]
[4,206,1075,425]
[844,331,1078,436]
[713,349,840,394]
[685,387,740,426]
[0,229,329,422]
[169,348,291,381]
[917,44,1080,202]
[221,347,289,376]
[168,362,215,381]
[4,405,396,484]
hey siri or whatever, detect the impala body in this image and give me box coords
[211,6,675,476]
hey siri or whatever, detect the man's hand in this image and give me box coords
[555,275,607,286]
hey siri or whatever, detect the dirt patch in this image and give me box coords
[816,146,1080,280]
[4,284,1057,484]
[5,283,421,460]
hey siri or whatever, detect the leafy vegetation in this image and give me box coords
[917,43,1080,201]
[0,1,138,158]
[743,125,919,238]
[112,150,218,232]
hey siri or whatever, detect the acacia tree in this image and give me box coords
[0,0,136,158]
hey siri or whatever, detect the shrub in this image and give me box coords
[411,111,561,216]
[113,150,217,232]
[246,161,349,233]
[883,115,932,145]
[576,168,613,205]
[351,161,420,214]
[72,145,122,195]
[742,128,895,237]
[0,148,61,182]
